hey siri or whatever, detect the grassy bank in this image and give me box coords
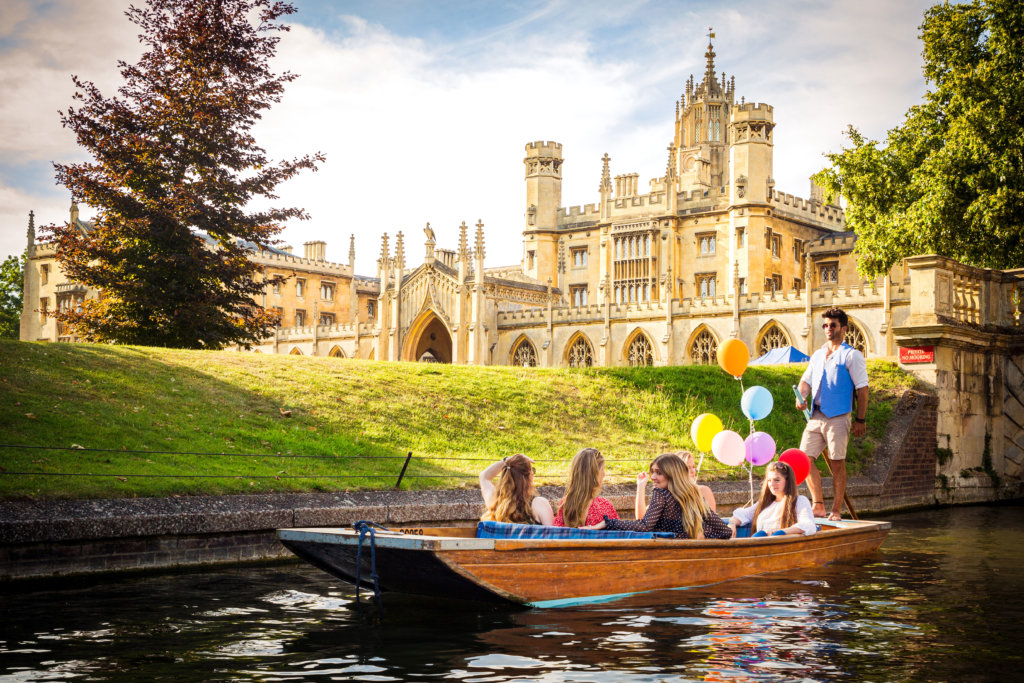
[0,341,927,500]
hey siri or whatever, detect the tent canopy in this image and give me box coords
[750,345,811,365]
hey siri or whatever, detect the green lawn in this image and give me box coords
[0,341,927,500]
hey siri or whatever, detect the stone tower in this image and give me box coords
[673,39,736,189]
[522,141,562,286]
[728,102,775,294]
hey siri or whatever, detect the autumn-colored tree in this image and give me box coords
[815,0,1024,278]
[45,0,323,348]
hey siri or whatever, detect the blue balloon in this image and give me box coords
[741,385,774,421]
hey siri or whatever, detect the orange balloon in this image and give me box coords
[717,338,749,377]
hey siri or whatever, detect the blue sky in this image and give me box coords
[0,0,935,274]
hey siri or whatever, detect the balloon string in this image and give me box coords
[696,452,704,478]
[746,461,754,506]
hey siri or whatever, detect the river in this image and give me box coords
[2,503,1022,682]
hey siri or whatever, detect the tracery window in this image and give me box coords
[627,333,654,367]
[698,233,716,256]
[758,324,789,356]
[690,329,718,365]
[511,338,538,367]
[819,262,838,286]
[696,273,716,298]
[845,323,867,354]
[567,336,594,368]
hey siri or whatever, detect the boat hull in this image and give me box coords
[279,519,890,607]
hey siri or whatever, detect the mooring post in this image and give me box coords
[394,451,413,489]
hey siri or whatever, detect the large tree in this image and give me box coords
[0,253,24,340]
[815,0,1024,278]
[45,0,323,348]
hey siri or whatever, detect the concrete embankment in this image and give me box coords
[5,390,1014,582]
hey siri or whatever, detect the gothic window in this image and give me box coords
[738,277,747,295]
[367,300,376,318]
[295,309,305,327]
[567,336,594,368]
[736,229,746,248]
[527,251,536,269]
[696,273,716,298]
[40,264,49,285]
[296,278,305,298]
[771,234,782,258]
[319,312,335,326]
[643,283,650,301]
[571,286,588,307]
[328,346,345,358]
[845,323,867,354]
[698,233,716,256]
[793,277,803,291]
[320,282,334,300]
[690,329,718,365]
[819,262,838,285]
[764,274,782,293]
[627,333,654,367]
[793,239,804,262]
[571,248,588,268]
[758,324,789,356]
[511,337,538,367]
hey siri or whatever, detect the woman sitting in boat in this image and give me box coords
[726,461,817,538]
[636,450,716,518]
[553,448,619,527]
[479,454,554,525]
[583,453,731,539]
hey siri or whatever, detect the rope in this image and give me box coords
[352,520,389,608]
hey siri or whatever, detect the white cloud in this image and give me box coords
[0,0,934,274]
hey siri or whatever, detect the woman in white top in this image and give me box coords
[727,461,817,538]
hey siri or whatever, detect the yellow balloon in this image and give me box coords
[717,338,750,377]
[691,413,724,452]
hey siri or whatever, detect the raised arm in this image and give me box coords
[634,471,649,520]
[478,458,506,507]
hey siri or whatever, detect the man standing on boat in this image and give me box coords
[794,307,868,521]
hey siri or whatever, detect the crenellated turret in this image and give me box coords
[523,140,562,286]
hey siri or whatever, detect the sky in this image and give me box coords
[0,0,936,276]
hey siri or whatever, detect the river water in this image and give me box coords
[2,504,1022,682]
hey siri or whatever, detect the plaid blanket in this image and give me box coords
[476,521,674,540]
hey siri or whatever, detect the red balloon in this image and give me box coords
[779,448,811,485]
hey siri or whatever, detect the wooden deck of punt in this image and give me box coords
[278,519,890,607]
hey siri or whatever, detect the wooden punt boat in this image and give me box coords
[278,518,890,608]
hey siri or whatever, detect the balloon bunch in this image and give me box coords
[687,339,812,502]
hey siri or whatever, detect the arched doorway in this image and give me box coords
[404,311,453,363]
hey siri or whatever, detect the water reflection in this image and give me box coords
[1,504,1022,682]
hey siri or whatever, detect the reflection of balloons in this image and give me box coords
[741,386,774,421]
[779,448,811,485]
[744,432,776,466]
[690,413,723,452]
[711,430,745,466]
[717,339,749,377]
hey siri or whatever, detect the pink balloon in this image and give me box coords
[711,430,746,467]
[744,432,776,466]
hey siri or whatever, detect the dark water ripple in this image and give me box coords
[2,504,1022,682]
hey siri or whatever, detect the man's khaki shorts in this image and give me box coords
[799,410,851,461]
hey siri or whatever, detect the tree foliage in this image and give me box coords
[44,0,323,348]
[0,254,25,340]
[815,0,1024,278]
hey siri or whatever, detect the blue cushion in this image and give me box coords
[734,524,752,538]
[476,521,673,540]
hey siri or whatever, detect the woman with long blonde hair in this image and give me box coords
[584,453,730,539]
[727,461,816,537]
[635,450,716,518]
[553,448,619,527]
[479,454,554,525]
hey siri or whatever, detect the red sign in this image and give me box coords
[899,346,935,364]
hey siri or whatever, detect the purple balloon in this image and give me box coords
[744,431,776,466]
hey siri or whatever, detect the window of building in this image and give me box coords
[296,279,305,298]
[690,329,718,365]
[736,229,745,248]
[571,248,588,268]
[272,281,280,294]
[368,300,376,318]
[272,306,284,324]
[771,234,782,259]
[793,239,804,263]
[527,251,536,269]
[765,274,782,293]
[295,309,305,326]
[758,324,789,356]
[845,322,867,353]
[567,336,594,368]
[793,277,803,291]
[819,262,838,285]
[511,337,538,367]
[738,277,747,295]
[319,312,335,326]
[696,273,716,298]
[627,334,654,367]
[570,285,588,307]
[40,264,49,285]
[39,297,48,324]
[320,282,334,301]
[698,232,716,256]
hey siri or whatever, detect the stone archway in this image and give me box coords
[403,310,453,363]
